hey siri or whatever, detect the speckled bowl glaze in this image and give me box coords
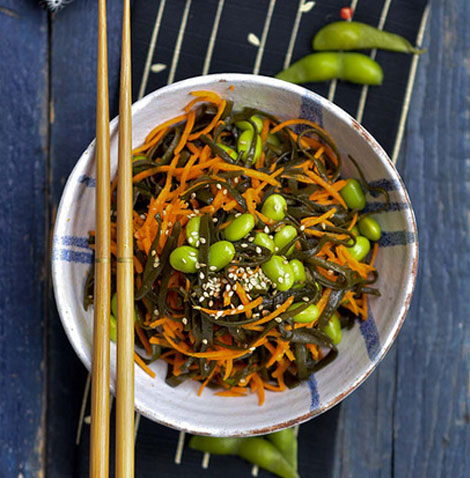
[52,74,418,436]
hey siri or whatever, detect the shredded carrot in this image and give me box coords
[174,108,196,155]
[135,324,152,356]
[251,373,265,406]
[369,242,379,267]
[244,296,294,328]
[224,359,233,381]
[305,170,347,208]
[197,296,263,317]
[189,99,226,141]
[198,365,218,396]
[134,352,156,378]
[215,390,247,397]
[213,162,281,186]
[234,282,252,318]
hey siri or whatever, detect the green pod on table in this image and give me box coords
[169,245,199,273]
[208,240,236,271]
[275,52,383,86]
[188,435,242,455]
[238,437,299,478]
[274,225,298,255]
[262,255,295,291]
[267,428,298,472]
[186,216,201,247]
[321,312,342,345]
[340,179,366,210]
[346,235,371,262]
[262,194,288,222]
[224,213,256,241]
[253,232,275,252]
[358,216,382,242]
[313,21,424,54]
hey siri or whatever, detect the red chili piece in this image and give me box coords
[340,7,353,21]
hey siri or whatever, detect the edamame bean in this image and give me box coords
[358,216,382,241]
[262,194,287,222]
[346,235,371,262]
[209,241,235,271]
[275,52,383,86]
[288,303,320,323]
[313,21,424,54]
[267,428,298,472]
[224,213,255,241]
[237,129,262,164]
[322,313,342,345]
[110,314,117,342]
[262,255,295,291]
[238,438,299,478]
[169,245,199,273]
[235,115,263,133]
[189,436,242,455]
[253,232,275,252]
[346,225,360,246]
[274,225,297,255]
[111,292,138,326]
[289,259,306,283]
[340,179,366,210]
[186,216,201,247]
[216,143,238,161]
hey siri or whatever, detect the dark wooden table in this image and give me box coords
[1,1,469,477]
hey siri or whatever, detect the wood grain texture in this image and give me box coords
[46,1,123,476]
[333,2,470,477]
[0,2,48,476]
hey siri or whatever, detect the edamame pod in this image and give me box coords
[275,52,383,86]
[188,435,242,455]
[313,21,424,54]
[224,213,256,241]
[267,428,298,471]
[262,255,295,291]
[169,245,199,273]
[209,241,236,271]
[238,438,299,478]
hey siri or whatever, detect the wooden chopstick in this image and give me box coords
[90,0,111,476]
[115,0,135,476]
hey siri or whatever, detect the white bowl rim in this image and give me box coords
[52,73,419,436]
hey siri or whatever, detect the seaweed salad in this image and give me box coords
[85,90,388,405]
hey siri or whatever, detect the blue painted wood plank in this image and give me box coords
[0,1,48,476]
[46,1,123,476]
[334,1,470,477]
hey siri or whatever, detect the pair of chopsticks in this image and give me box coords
[90,0,134,477]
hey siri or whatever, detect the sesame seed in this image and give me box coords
[202,339,208,345]
[151,250,156,256]
[264,226,270,233]
[228,291,234,297]
[140,214,146,220]
[209,300,214,307]
[199,272,205,280]
[191,193,196,199]
[88,295,93,299]
[283,260,288,265]
[181,258,187,264]
[199,263,207,267]
[274,317,282,323]
[237,304,244,310]
[225,284,231,291]
[213,217,218,223]
[300,225,305,231]
[182,318,188,325]
[153,262,159,268]
[276,304,281,309]
[241,243,248,248]
[278,277,284,284]
[200,237,207,244]
[204,292,210,298]
[303,296,310,302]
[209,266,217,271]
[255,247,262,254]
[249,347,256,352]
[223,189,228,195]
[195,262,200,269]
[239,378,247,384]
[235,213,242,218]
[191,231,198,236]
[216,184,222,190]
[199,296,205,303]
[248,236,254,242]
[194,209,200,214]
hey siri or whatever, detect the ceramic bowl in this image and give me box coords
[52,74,418,436]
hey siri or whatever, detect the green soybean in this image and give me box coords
[216,143,238,161]
[254,232,275,252]
[186,216,201,247]
[238,129,262,164]
[209,241,236,271]
[288,302,320,324]
[111,293,138,327]
[322,312,342,345]
[275,52,383,86]
[224,213,256,241]
[110,314,117,342]
[346,225,360,246]
[340,179,366,210]
[169,245,199,273]
[274,225,298,255]
[289,259,306,283]
[238,438,299,478]
[188,436,242,455]
[262,194,287,222]
[358,216,382,241]
[235,115,263,133]
[262,255,295,291]
[267,428,298,472]
[313,21,424,54]
[346,235,371,262]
